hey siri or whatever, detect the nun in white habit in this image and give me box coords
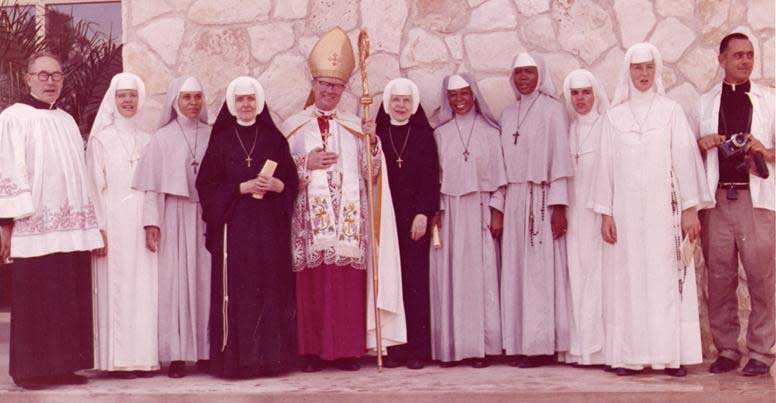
[558,69,609,366]
[429,73,506,367]
[132,76,212,378]
[87,72,159,376]
[498,52,574,368]
[591,43,711,376]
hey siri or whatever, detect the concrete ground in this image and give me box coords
[0,312,773,403]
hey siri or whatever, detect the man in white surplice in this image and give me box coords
[591,43,711,377]
[499,52,574,368]
[558,69,609,366]
[132,76,211,379]
[87,73,159,377]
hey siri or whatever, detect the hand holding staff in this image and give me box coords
[358,28,384,372]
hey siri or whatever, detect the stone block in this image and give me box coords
[188,0,271,24]
[590,46,625,100]
[400,28,449,68]
[614,0,655,48]
[469,0,517,32]
[123,42,173,95]
[553,0,617,64]
[539,51,581,96]
[308,0,359,33]
[361,0,409,54]
[411,0,470,34]
[274,0,309,19]
[178,28,251,105]
[464,31,524,72]
[407,64,457,122]
[763,37,774,81]
[130,0,171,26]
[656,0,694,17]
[514,0,550,17]
[351,53,400,98]
[445,35,464,60]
[248,22,295,64]
[677,46,720,92]
[667,82,700,116]
[649,17,696,63]
[521,14,557,51]
[137,16,185,66]
[698,0,731,34]
[747,0,775,31]
[258,54,311,120]
[478,76,515,120]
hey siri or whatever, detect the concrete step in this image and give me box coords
[0,360,772,403]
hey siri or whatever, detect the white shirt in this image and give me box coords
[691,82,775,211]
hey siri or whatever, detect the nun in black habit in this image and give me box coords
[196,77,298,378]
[376,78,440,369]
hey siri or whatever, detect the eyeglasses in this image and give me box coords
[316,80,345,91]
[29,71,64,82]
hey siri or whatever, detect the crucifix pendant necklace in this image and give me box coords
[513,93,540,144]
[454,115,477,161]
[176,119,200,173]
[388,125,411,168]
[234,127,259,167]
[628,93,656,134]
[574,123,594,164]
[117,128,140,168]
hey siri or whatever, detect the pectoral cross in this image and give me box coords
[513,130,520,144]
[245,156,253,167]
[463,150,470,161]
[191,161,199,174]
[396,157,403,168]
[321,131,331,152]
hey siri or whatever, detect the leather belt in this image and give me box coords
[718,182,749,190]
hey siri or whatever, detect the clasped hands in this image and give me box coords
[240,174,284,197]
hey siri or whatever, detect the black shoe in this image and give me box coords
[133,370,157,378]
[518,355,553,368]
[301,355,323,373]
[55,373,89,385]
[14,376,51,390]
[382,356,403,368]
[614,367,640,376]
[508,355,527,367]
[168,361,186,379]
[109,371,137,379]
[665,366,687,377]
[406,358,425,370]
[439,360,458,368]
[742,359,770,376]
[709,356,738,374]
[337,357,361,371]
[196,359,210,373]
[469,358,490,369]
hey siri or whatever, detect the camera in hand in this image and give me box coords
[719,133,769,179]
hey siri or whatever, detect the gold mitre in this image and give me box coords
[308,27,355,82]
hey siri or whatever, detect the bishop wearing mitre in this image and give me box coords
[280,27,406,372]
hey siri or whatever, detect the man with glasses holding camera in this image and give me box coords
[0,52,104,389]
[693,32,776,377]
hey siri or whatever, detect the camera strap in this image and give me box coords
[718,97,753,136]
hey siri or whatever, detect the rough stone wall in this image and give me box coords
[123,0,775,357]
